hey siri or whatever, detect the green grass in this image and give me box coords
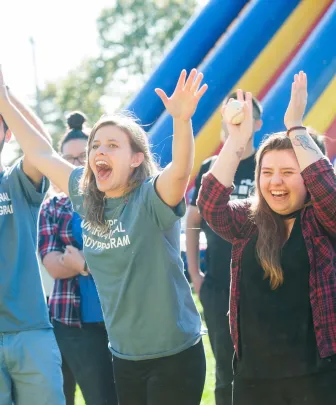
[75,294,215,405]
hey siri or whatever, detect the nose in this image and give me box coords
[270,173,283,186]
[95,145,108,155]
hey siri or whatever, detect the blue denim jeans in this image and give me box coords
[0,328,65,405]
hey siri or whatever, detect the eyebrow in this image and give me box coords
[92,138,119,143]
[261,167,296,170]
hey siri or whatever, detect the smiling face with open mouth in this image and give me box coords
[259,149,307,215]
[88,124,142,198]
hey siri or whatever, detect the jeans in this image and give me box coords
[112,339,206,405]
[53,320,118,405]
[0,328,65,405]
[200,278,234,405]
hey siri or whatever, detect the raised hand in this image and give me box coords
[155,69,208,121]
[284,71,308,130]
[221,89,254,142]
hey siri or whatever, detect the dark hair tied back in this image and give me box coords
[67,111,87,130]
[59,111,89,152]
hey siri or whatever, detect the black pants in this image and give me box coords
[112,339,206,405]
[53,320,118,405]
[61,354,76,405]
[200,278,234,405]
[233,370,336,405]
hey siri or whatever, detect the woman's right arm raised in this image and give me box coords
[210,90,254,185]
[197,90,254,241]
[0,66,74,194]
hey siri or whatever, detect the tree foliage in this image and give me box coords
[39,0,198,144]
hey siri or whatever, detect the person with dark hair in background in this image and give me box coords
[186,92,263,405]
[0,90,64,404]
[198,72,336,405]
[39,112,118,405]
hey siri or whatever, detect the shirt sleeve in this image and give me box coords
[301,158,336,238]
[38,197,64,259]
[68,167,85,217]
[140,176,186,231]
[190,159,213,206]
[8,158,49,206]
[197,172,251,242]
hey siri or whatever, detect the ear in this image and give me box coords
[5,129,12,143]
[130,152,144,168]
[254,119,263,133]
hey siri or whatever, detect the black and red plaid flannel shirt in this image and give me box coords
[197,158,336,359]
[39,195,82,327]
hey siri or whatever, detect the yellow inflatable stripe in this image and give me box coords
[304,75,336,133]
[192,0,330,179]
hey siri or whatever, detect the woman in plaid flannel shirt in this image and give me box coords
[39,112,118,405]
[198,71,336,405]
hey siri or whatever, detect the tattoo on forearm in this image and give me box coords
[293,135,318,153]
[236,147,244,159]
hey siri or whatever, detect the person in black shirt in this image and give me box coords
[186,92,263,405]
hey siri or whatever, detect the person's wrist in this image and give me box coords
[285,121,303,130]
[286,125,306,137]
[78,259,88,275]
[173,116,192,124]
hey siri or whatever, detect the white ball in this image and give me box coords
[224,100,245,125]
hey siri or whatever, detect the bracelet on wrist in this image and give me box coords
[286,126,306,136]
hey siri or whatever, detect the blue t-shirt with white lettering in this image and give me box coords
[69,167,204,360]
[0,159,51,332]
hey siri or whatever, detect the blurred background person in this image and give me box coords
[39,112,118,405]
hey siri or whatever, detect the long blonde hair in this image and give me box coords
[79,113,159,228]
[250,132,308,289]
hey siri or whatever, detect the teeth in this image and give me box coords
[96,160,109,167]
[271,191,286,196]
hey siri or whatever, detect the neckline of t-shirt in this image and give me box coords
[104,195,127,208]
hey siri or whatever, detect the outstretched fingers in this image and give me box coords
[190,72,203,93]
[195,83,208,102]
[184,68,197,91]
[154,88,169,106]
[175,69,187,91]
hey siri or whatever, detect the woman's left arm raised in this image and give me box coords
[155,69,208,207]
[285,71,336,235]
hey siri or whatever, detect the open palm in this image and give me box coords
[284,71,308,129]
[155,69,208,121]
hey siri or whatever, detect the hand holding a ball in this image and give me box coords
[221,89,254,143]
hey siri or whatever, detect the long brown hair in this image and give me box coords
[250,132,306,289]
[79,113,159,228]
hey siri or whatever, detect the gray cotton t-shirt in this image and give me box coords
[69,167,203,360]
[0,159,51,332]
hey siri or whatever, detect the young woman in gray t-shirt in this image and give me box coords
[0,67,208,405]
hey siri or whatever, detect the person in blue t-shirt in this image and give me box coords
[0,87,64,404]
[0,67,208,405]
[39,111,117,405]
